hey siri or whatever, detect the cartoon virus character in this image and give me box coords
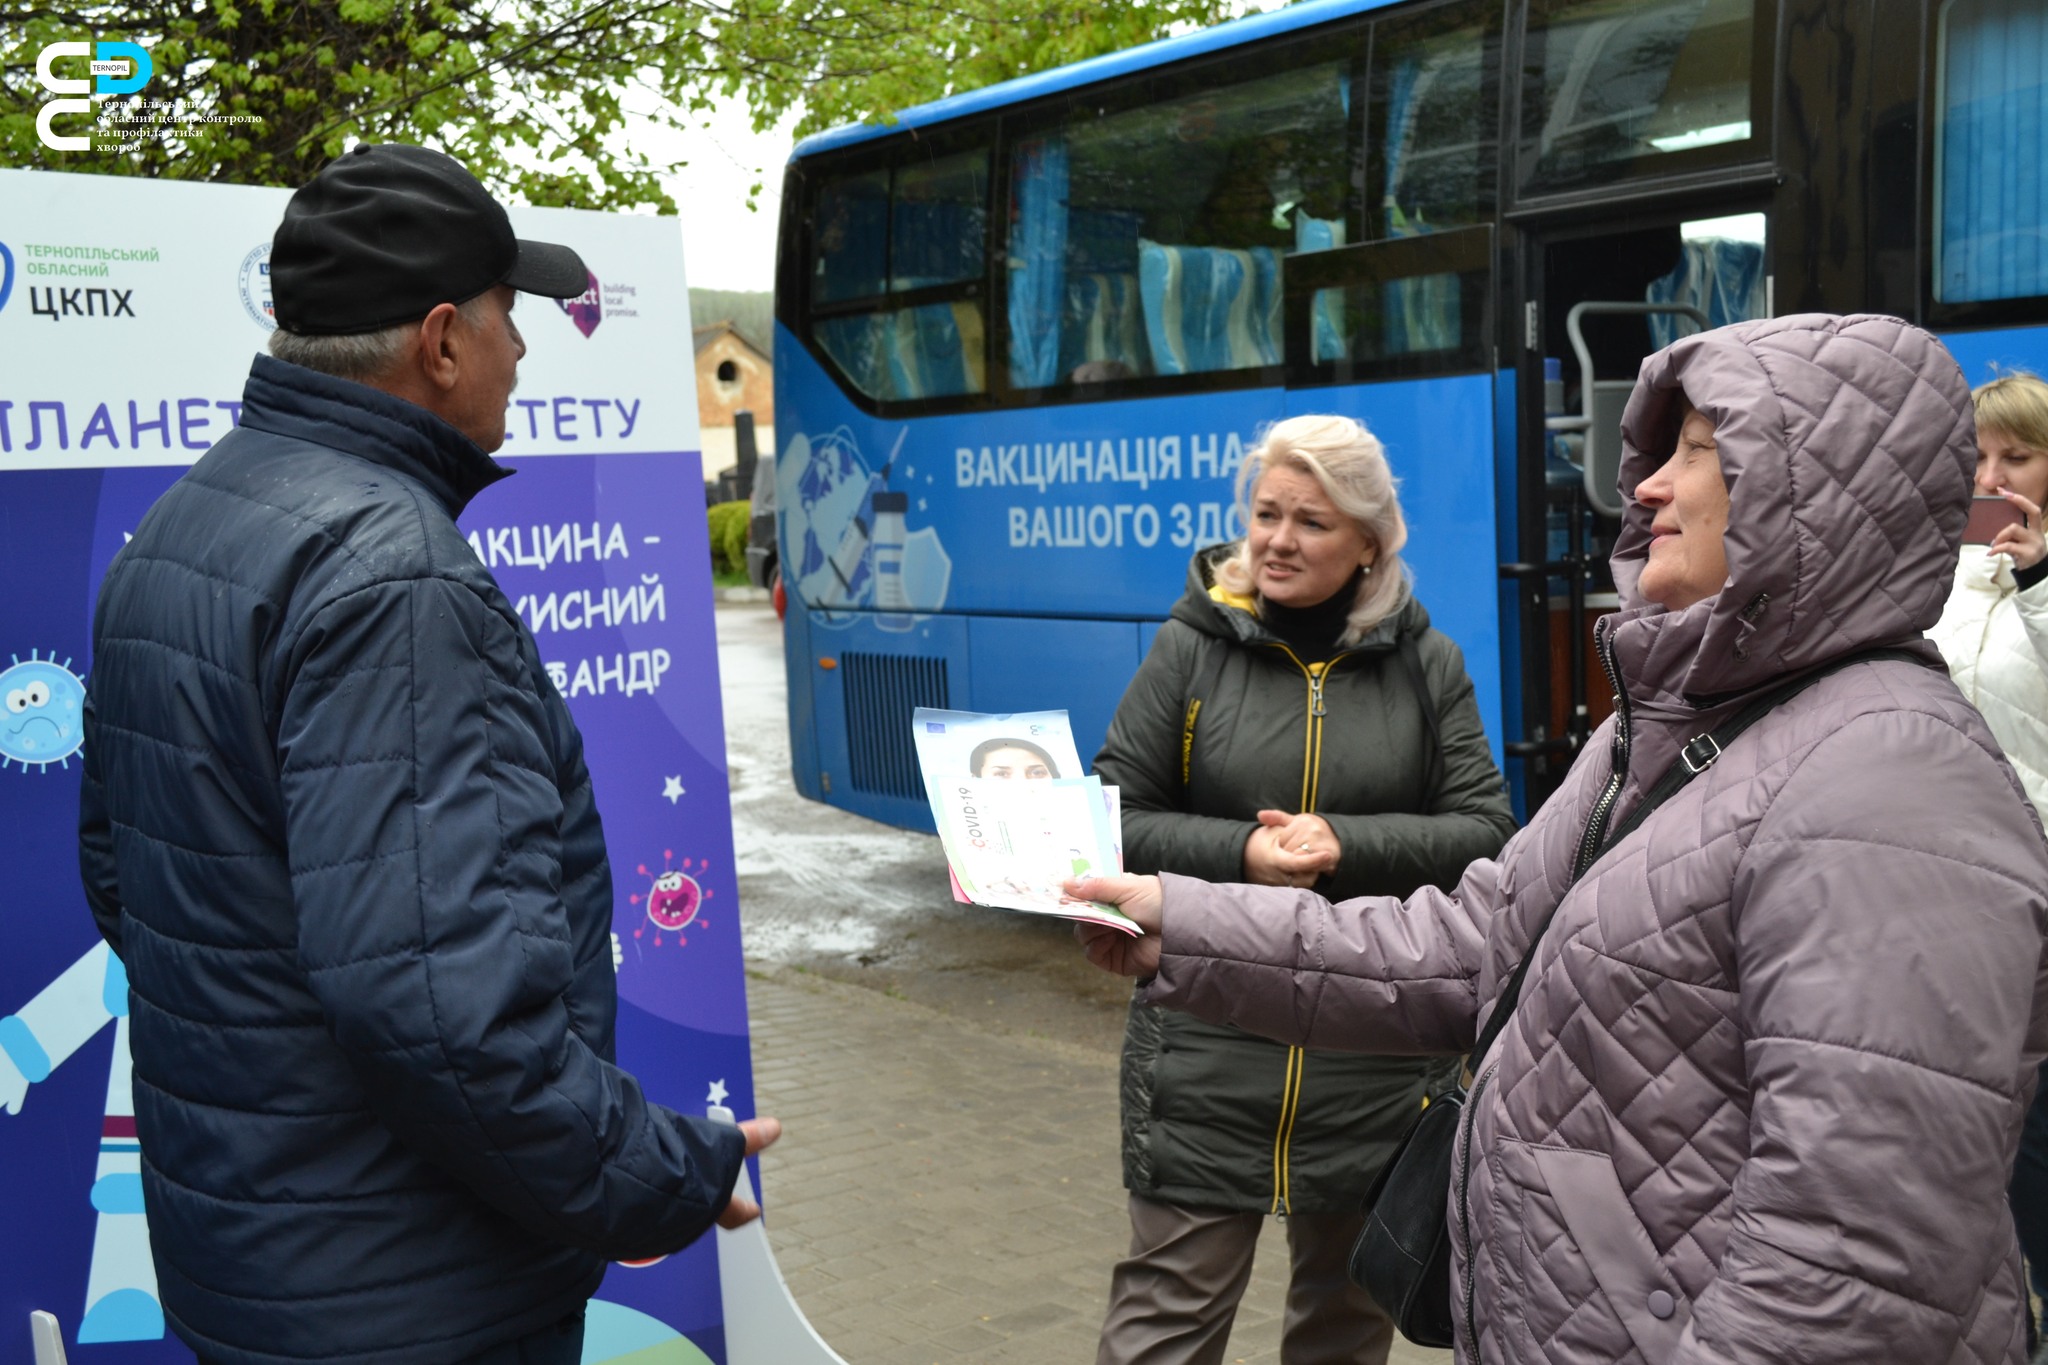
[0,650,87,773]
[628,850,711,947]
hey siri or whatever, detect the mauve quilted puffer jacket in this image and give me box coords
[1143,314,2048,1364]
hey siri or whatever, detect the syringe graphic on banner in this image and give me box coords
[707,1089,849,1365]
[823,428,907,607]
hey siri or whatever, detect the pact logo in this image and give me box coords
[34,41,154,152]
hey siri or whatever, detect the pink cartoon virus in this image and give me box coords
[628,850,710,948]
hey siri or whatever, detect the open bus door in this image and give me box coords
[1506,210,1769,807]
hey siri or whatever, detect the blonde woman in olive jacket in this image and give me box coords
[1092,415,1516,1365]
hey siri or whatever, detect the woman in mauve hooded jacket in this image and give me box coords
[1073,313,2048,1364]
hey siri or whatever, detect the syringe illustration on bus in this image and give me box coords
[782,425,952,630]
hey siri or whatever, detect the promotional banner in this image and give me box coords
[0,168,768,1365]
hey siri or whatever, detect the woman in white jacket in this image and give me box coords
[1935,372,2048,815]
[1930,368,2048,1363]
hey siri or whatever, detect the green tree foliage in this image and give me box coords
[706,498,749,577]
[1,0,1238,210]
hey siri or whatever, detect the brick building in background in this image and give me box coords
[695,320,774,485]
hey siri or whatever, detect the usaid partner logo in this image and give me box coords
[238,243,275,331]
[34,41,154,152]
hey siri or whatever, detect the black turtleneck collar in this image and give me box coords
[1259,569,1364,662]
[237,353,515,518]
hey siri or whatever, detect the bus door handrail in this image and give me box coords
[1547,301,1709,518]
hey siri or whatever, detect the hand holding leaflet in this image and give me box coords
[913,707,1138,935]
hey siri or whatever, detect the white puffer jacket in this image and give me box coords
[1931,550,2048,823]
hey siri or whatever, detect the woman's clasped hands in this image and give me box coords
[1242,808,1339,887]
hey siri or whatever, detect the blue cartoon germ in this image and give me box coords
[0,650,86,772]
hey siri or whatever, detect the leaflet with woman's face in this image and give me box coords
[912,707,1133,934]
[911,707,1085,792]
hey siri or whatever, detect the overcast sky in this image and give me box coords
[625,96,801,296]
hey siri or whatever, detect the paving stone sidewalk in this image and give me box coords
[744,963,1451,1365]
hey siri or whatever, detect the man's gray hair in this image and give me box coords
[268,294,495,382]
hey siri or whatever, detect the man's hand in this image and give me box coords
[1066,874,1163,978]
[715,1116,783,1229]
[1243,809,1339,887]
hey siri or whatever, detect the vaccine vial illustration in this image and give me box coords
[869,491,912,631]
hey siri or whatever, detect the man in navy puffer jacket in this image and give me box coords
[76,145,774,1365]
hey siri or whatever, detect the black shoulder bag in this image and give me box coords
[1347,646,1923,1348]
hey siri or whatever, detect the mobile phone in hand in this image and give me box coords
[1965,495,2026,545]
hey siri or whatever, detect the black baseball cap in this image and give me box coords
[271,143,589,336]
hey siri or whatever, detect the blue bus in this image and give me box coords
[769,0,2048,828]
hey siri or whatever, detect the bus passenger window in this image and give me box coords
[1519,0,1758,190]
[1008,61,1353,389]
[805,149,992,404]
[814,170,890,305]
[1308,17,1496,365]
[1935,0,2048,304]
[892,152,988,293]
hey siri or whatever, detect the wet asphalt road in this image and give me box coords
[716,599,1135,1055]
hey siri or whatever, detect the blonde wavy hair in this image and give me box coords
[1974,370,2048,453]
[1215,414,1410,646]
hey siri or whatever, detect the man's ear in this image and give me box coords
[411,302,463,393]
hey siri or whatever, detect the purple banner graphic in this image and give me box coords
[0,448,753,1365]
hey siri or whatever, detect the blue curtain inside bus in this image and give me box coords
[818,304,985,402]
[1297,214,1349,363]
[890,151,988,293]
[1009,138,1070,388]
[1383,57,1461,356]
[1645,238,1768,346]
[1938,0,2048,303]
[1136,243,1283,375]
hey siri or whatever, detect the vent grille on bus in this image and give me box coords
[842,652,950,800]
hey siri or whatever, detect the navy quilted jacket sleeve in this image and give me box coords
[280,573,743,1259]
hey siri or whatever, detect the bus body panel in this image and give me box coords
[1940,325,2048,390]
[775,323,1506,826]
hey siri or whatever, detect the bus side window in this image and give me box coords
[1934,0,2048,305]
[1007,60,1355,390]
[1293,9,1498,374]
[806,150,992,404]
[1517,0,1762,192]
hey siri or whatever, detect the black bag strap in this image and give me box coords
[1179,639,1230,810]
[1396,631,1444,806]
[1463,645,1927,1075]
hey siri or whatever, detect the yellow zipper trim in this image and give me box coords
[1262,645,1356,1213]
[1271,1044,1305,1213]
[1307,661,1328,810]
